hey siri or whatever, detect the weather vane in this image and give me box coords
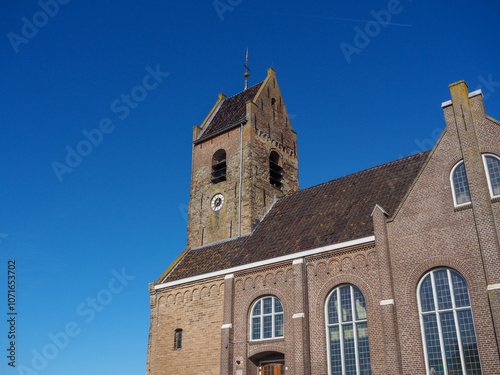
[243,48,250,90]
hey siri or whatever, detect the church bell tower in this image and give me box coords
[186,68,299,248]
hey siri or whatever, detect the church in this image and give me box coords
[146,68,500,375]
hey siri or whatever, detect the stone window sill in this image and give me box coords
[454,203,472,212]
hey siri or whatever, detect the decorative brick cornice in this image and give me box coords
[306,243,375,264]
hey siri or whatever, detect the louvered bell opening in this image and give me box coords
[212,160,227,183]
[269,161,283,188]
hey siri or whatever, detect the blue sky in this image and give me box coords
[1,1,499,374]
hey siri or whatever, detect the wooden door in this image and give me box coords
[261,363,284,375]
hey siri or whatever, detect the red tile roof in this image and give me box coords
[162,151,430,282]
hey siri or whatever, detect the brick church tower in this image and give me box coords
[186,68,299,248]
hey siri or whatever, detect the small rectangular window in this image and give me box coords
[174,329,182,349]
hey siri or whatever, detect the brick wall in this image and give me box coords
[231,264,293,375]
[306,244,385,375]
[388,83,500,374]
[148,278,225,375]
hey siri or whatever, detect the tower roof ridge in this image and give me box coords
[226,80,264,100]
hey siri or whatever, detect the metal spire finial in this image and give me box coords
[243,48,251,90]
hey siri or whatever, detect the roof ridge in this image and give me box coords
[224,81,264,100]
[276,150,431,201]
[339,149,430,177]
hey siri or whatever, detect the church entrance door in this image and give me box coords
[260,363,284,375]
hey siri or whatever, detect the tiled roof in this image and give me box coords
[196,82,263,142]
[164,151,430,282]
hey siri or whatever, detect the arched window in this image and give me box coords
[482,154,500,198]
[418,268,481,375]
[269,151,283,188]
[212,149,226,183]
[451,161,471,206]
[250,296,284,340]
[174,329,182,349]
[325,285,371,375]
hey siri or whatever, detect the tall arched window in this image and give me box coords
[326,285,371,375]
[418,268,481,375]
[451,161,471,206]
[269,151,283,188]
[212,149,226,183]
[482,154,500,198]
[250,296,284,340]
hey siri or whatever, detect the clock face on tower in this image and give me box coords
[211,193,224,211]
